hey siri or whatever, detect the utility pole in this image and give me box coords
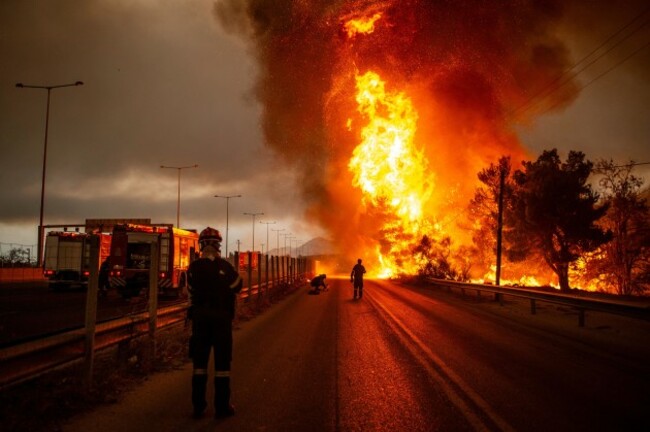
[495,169,505,286]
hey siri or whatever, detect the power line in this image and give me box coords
[511,7,650,118]
[612,161,650,168]
[577,40,650,91]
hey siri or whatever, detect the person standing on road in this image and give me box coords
[350,258,366,299]
[188,227,242,419]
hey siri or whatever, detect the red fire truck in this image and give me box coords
[43,231,112,290]
[108,223,198,299]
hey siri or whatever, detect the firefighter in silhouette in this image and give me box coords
[350,258,367,299]
[188,227,242,419]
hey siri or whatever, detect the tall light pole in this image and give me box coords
[243,212,264,251]
[214,194,241,258]
[259,220,276,255]
[282,233,293,256]
[271,228,284,256]
[160,164,198,228]
[16,81,84,265]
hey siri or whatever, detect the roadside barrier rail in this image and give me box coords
[0,275,309,391]
[425,278,650,326]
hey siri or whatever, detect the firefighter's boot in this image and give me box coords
[214,376,235,419]
[353,287,358,299]
[192,374,208,418]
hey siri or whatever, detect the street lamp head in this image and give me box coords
[75,81,84,86]
[15,83,24,88]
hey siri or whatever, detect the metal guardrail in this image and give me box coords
[0,303,188,390]
[425,278,650,326]
[0,278,304,390]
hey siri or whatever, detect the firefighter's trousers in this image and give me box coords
[191,313,233,415]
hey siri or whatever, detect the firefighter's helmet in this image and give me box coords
[199,227,222,250]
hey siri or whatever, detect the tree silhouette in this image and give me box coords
[580,160,650,295]
[507,149,611,292]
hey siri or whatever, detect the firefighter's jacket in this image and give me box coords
[188,257,242,321]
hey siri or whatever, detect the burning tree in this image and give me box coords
[576,160,650,295]
[412,235,470,282]
[506,149,611,292]
[468,157,514,278]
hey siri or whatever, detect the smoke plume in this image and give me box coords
[214,0,580,271]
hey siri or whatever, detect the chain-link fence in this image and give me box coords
[0,242,38,267]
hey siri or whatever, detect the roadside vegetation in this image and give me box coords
[413,149,649,296]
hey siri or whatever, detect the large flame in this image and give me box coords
[215,1,581,284]
[348,70,433,277]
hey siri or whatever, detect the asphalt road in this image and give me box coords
[61,278,650,431]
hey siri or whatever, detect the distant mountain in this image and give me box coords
[266,236,336,256]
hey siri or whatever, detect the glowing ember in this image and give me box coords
[348,70,434,277]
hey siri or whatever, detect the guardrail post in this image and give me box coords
[257,252,262,300]
[276,256,280,290]
[530,299,537,315]
[145,241,159,372]
[270,255,275,292]
[247,251,253,301]
[264,253,269,297]
[83,234,100,393]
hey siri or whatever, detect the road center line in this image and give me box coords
[368,287,515,432]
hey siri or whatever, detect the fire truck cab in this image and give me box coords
[108,223,198,299]
[43,231,112,290]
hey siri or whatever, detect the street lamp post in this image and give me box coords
[282,233,293,257]
[214,194,241,258]
[160,164,198,228]
[271,228,284,256]
[243,212,264,251]
[16,81,84,266]
[259,221,276,255]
